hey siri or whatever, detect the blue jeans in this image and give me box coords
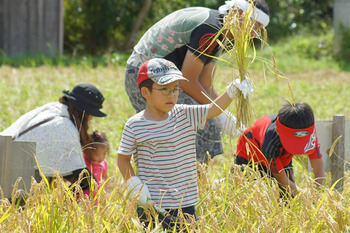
[137,205,196,231]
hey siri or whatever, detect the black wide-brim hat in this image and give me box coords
[62,83,107,117]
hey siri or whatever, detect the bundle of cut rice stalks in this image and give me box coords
[213,1,290,130]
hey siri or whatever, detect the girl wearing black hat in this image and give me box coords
[1,83,107,192]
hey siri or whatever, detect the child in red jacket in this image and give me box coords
[235,102,325,197]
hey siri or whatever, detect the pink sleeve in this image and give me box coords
[102,160,108,177]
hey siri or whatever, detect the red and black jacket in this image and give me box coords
[236,114,322,173]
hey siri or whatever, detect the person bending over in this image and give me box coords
[234,102,325,197]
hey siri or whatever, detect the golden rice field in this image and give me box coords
[0,61,350,232]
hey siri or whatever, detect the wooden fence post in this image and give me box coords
[331,114,345,192]
[0,135,36,199]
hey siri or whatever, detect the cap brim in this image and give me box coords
[88,109,107,117]
[276,117,316,155]
[151,75,189,86]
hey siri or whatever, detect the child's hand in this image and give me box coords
[216,110,246,136]
[226,77,254,99]
[216,110,238,136]
[126,176,152,207]
[212,178,226,189]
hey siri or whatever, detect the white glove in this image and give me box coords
[126,176,152,207]
[216,110,247,136]
[216,110,237,136]
[226,77,254,99]
[212,178,226,190]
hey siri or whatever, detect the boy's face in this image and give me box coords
[145,81,180,113]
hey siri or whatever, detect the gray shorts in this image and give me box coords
[124,52,223,162]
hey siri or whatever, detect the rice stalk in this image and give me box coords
[219,3,258,128]
[207,1,294,128]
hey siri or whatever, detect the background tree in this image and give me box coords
[123,0,153,49]
[64,0,333,55]
[267,0,333,42]
[64,0,119,55]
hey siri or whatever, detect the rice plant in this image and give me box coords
[0,53,350,232]
[213,1,293,129]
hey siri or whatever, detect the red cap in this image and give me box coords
[137,58,188,87]
[276,116,317,155]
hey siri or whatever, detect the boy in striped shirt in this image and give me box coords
[117,58,252,230]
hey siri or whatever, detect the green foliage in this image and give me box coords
[266,0,333,42]
[335,24,350,69]
[113,0,146,50]
[64,0,84,54]
[273,30,333,61]
[63,0,224,55]
[115,0,224,51]
[0,30,338,73]
[64,0,119,55]
[110,52,129,66]
[250,30,337,74]
[147,0,222,22]
[0,53,129,68]
[62,0,334,54]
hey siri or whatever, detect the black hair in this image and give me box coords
[91,130,110,154]
[254,0,269,16]
[92,131,108,143]
[278,102,314,129]
[139,79,154,100]
[59,96,91,148]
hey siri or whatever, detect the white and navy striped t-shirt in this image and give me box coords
[118,104,209,209]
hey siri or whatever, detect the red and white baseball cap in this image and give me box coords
[138,58,188,87]
[276,116,317,155]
